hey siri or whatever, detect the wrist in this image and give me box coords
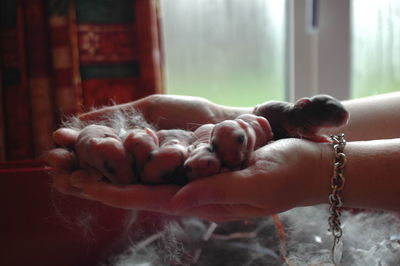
[305,141,334,206]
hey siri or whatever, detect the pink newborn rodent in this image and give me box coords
[210,114,273,169]
[74,124,134,185]
[72,113,273,185]
[70,94,348,186]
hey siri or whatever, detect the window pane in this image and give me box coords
[351,0,400,98]
[160,0,286,106]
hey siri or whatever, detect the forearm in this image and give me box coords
[221,92,400,141]
[321,92,400,141]
[316,138,400,212]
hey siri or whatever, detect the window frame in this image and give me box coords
[287,0,351,101]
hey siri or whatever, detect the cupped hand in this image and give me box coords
[45,125,183,207]
[63,138,332,221]
[46,94,334,221]
[45,94,237,198]
[169,138,332,222]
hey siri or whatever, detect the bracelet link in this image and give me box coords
[328,133,347,265]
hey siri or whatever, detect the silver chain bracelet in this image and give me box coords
[328,133,347,264]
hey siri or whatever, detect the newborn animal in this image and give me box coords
[71,114,273,185]
[75,125,134,185]
[186,114,273,180]
[67,94,348,186]
[210,114,273,168]
[184,124,221,181]
[141,129,193,184]
[253,94,349,141]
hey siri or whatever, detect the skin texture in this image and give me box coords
[186,115,273,178]
[184,124,221,181]
[45,93,400,222]
[321,92,400,141]
[210,114,273,168]
[78,94,251,130]
[123,127,159,178]
[171,138,330,221]
[237,114,274,148]
[211,119,256,169]
[50,96,340,197]
[74,125,134,185]
[69,113,274,185]
[141,129,192,185]
[253,94,349,141]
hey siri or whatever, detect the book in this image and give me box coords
[47,0,81,119]
[0,0,164,160]
[1,0,34,160]
[24,0,55,158]
[135,0,163,95]
[75,0,163,108]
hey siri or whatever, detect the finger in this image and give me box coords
[53,128,79,148]
[171,170,261,210]
[81,183,181,212]
[45,148,77,170]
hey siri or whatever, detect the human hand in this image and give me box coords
[45,126,182,204]
[170,138,332,221]
[78,94,242,131]
[46,94,340,216]
[45,94,242,196]
[67,138,332,221]
[44,125,182,211]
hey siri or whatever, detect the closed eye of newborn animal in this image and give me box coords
[210,114,273,169]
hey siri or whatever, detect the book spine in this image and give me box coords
[135,0,163,95]
[1,0,34,160]
[75,0,161,108]
[68,0,84,114]
[24,0,55,158]
[47,0,80,120]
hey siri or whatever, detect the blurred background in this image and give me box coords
[161,0,400,105]
[161,0,286,106]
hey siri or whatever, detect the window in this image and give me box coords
[351,0,400,98]
[160,0,399,105]
[160,0,286,106]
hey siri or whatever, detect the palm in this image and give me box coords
[170,139,325,221]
